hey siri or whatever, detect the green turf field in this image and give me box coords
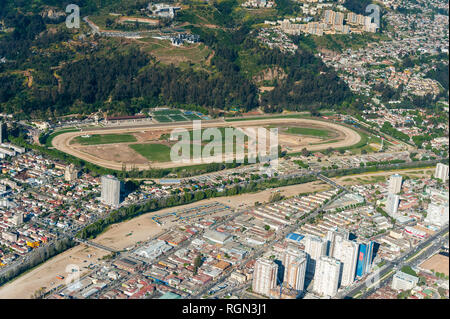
[170,114,188,122]
[129,143,172,162]
[154,115,173,122]
[153,109,183,115]
[284,127,331,138]
[188,127,245,143]
[130,128,252,162]
[71,134,137,145]
[183,113,202,120]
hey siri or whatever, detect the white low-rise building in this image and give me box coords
[391,271,418,291]
[425,203,449,227]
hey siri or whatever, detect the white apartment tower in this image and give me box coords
[386,193,400,216]
[283,245,302,273]
[313,256,341,298]
[434,163,449,183]
[388,174,403,194]
[283,247,307,293]
[332,237,359,287]
[252,257,278,297]
[326,228,349,257]
[65,163,78,182]
[101,175,121,207]
[304,235,327,277]
[323,10,344,25]
[12,212,24,226]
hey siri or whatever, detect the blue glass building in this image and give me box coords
[355,241,374,277]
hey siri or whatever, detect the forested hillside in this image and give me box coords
[0,0,355,119]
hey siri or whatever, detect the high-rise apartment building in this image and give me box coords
[12,212,24,226]
[386,193,400,216]
[101,175,121,207]
[434,163,449,183]
[323,10,344,25]
[334,12,345,25]
[326,228,349,257]
[313,256,341,297]
[332,237,359,286]
[252,257,278,297]
[283,245,302,275]
[283,247,307,293]
[347,12,357,24]
[304,235,327,277]
[364,15,373,26]
[358,14,366,25]
[65,163,78,182]
[388,174,403,194]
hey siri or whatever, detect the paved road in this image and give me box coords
[73,238,118,253]
[317,173,350,192]
[340,224,449,299]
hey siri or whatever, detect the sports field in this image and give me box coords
[152,109,206,123]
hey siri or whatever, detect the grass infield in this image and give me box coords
[284,127,331,138]
[129,143,172,162]
[71,134,137,145]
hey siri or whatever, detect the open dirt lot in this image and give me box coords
[73,144,150,165]
[118,16,159,25]
[419,253,449,276]
[52,118,360,170]
[334,168,434,185]
[0,245,108,299]
[278,134,323,149]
